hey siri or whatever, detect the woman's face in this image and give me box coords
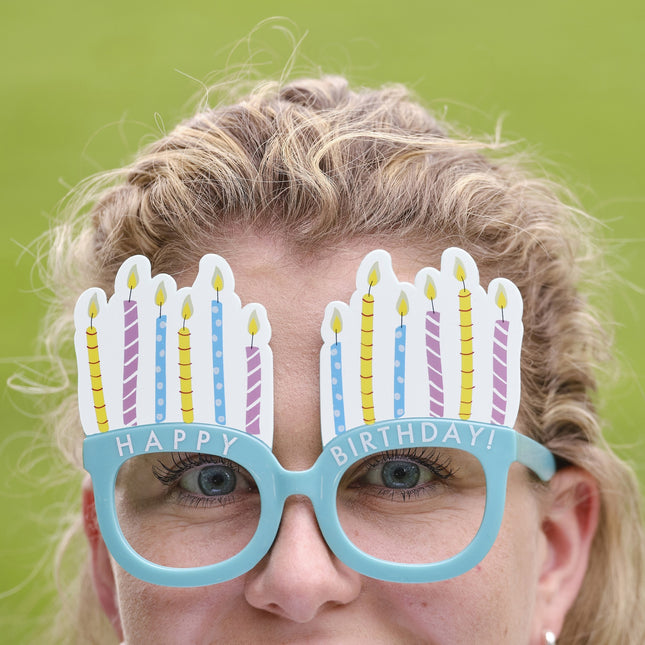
[91,235,571,645]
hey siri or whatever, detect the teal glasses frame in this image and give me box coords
[84,418,555,588]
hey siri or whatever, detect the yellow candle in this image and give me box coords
[360,262,379,424]
[178,296,194,423]
[86,294,109,432]
[455,260,474,420]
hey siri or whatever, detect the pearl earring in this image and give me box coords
[545,631,557,645]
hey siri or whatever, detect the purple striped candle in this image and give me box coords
[491,287,509,424]
[424,276,444,416]
[245,311,261,435]
[122,267,139,426]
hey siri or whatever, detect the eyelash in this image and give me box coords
[348,448,458,501]
[150,448,457,507]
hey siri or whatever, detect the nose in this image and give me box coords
[244,497,362,622]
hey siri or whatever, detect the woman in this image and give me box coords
[40,75,643,643]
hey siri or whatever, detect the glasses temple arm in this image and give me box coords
[515,433,557,482]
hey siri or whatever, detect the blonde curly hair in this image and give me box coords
[38,75,643,644]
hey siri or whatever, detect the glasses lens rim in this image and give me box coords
[84,419,546,585]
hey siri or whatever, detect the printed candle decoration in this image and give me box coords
[360,262,379,424]
[74,253,275,446]
[455,259,474,420]
[122,266,140,426]
[317,248,526,448]
[330,308,346,434]
[86,294,109,432]
[154,283,167,422]
[491,285,510,425]
[393,292,408,418]
[211,268,226,425]
[178,296,194,423]
[245,310,262,435]
[424,275,444,416]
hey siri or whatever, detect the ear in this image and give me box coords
[533,467,600,639]
[82,477,124,641]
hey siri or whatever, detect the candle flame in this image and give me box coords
[496,285,507,310]
[367,262,380,288]
[127,266,139,290]
[155,283,167,307]
[425,275,437,301]
[248,310,260,336]
[212,267,224,292]
[181,296,193,321]
[396,292,409,317]
[87,293,99,319]
[454,259,466,283]
[331,308,343,334]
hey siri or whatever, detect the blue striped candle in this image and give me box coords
[155,283,167,422]
[330,309,346,434]
[211,269,226,425]
[393,292,408,418]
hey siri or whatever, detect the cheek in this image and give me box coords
[366,493,543,644]
[113,568,246,644]
[369,567,531,643]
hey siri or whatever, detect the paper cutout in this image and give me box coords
[74,255,274,447]
[319,249,524,446]
[75,248,523,454]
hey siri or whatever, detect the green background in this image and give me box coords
[1,1,643,641]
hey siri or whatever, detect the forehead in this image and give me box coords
[208,234,441,363]
[209,234,438,306]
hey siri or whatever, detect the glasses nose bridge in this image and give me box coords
[275,466,323,505]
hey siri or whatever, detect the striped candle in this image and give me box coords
[178,297,194,423]
[393,292,408,418]
[330,308,346,434]
[154,283,167,422]
[491,286,509,425]
[245,311,261,435]
[86,294,109,432]
[122,267,139,426]
[211,268,226,425]
[360,263,379,425]
[424,276,444,416]
[455,260,474,420]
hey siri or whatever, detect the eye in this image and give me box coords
[363,458,432,490]
[341,448,458,499]
[151,453,257,504]
[181,463,238,496]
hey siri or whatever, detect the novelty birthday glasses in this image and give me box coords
[77,251,555,588]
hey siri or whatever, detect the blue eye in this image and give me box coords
[183,464,237,496]
[379,460,420,489]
